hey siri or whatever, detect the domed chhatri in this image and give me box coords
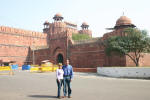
[81,22,89,29]
[54,13,62,17]
[82,22,88,26]
[43,20,50,33]
[43,20,49,25]
[53,13,64,21]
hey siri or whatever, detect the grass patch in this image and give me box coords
[72,33,91,41]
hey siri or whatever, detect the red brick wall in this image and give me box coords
[102,28,124,41]
[1,25,150,69]
[69,42,105,68]
[0,26,47,46]
[140,53,150,66]
[33,32,71,65]
[33,48,51,65]
[49,32,68,64]
[126,53,150,67]
[104,54,126,67]
[69,42,127,68]
[73,68,97,73]
[0,45,30,66]
[0,26,47,66]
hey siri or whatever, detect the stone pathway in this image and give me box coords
[0,70,150,100]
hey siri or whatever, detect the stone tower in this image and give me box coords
[50,13,66,34]
[42,13,67,35]
[79,22,92,37]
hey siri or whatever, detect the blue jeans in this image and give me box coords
[56,79,63,97]
[63,76,72,96]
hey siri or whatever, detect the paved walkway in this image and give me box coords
[0,70,150,100]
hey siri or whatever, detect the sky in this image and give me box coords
[0,0,150,37]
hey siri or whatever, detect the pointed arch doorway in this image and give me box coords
[57,54,64,64]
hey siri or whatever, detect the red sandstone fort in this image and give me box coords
[0,13,150,67]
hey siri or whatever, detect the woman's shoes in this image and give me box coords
[56,96,62,99]
[68,96,72,98]
[60,96,72,98]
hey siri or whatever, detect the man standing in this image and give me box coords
[62,59,73,98]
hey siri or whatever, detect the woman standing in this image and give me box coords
[56,63,64,99]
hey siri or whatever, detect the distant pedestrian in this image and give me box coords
[56,63,64,99]
[62,59,73,98]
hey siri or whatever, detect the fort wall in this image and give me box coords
[0,26,48,66]
[0,26,47,46]
[1,14,150,68]
[0,45,30,66]
[33,48,50,65]
[125,53,150,67]
[69,40,105,68]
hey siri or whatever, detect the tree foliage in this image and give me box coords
[72,33,91,41]
[104,28,150,66]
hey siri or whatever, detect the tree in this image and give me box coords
[104,28,150,66]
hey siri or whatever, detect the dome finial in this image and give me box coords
[122,11,124,16]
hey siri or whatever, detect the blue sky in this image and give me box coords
[0,0,150,37]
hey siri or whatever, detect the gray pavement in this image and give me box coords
[0,70,150,100]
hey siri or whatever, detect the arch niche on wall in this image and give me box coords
[53,47,65,64]
[57,53,64,64]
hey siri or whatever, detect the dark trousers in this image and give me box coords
[56,79,63,97]
[63,76,72,96]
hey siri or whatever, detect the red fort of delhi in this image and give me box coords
[0,13,150,67]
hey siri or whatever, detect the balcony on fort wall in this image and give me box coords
[64,21,77,29]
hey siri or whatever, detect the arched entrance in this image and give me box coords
[57,54,63,64]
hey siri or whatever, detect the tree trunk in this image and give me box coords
[126,54,140,67]
[135,57,140,67]
[135,62,139,67]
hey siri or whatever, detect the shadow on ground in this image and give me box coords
[28,95,57,98]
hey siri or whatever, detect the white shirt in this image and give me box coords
[56,69,64,80]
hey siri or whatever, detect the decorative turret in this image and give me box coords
[81,22,89,30]
[79,22,92,37]
[104,15,137,40]
[43,20,50,33]
[53,13,64,21]
[51,13,66,34]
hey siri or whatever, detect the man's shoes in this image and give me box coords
[62,96,67,98]
[68,96,72,98]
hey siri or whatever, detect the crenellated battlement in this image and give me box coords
[49,30,73,40]
[53,22,66,27]
[102,28,124,40]
[50,31,68,39]
[78,29,92,37]
[0,26,47,38]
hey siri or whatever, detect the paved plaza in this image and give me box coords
[0,70,150,100]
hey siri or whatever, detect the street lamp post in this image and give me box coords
[33,49,35,65]
[32,42,35,65]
